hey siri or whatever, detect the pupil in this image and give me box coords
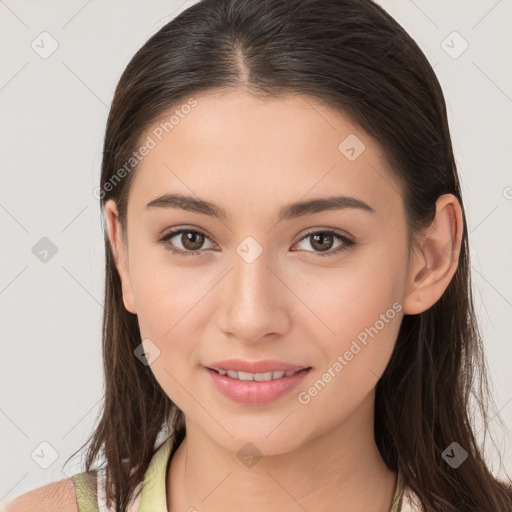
[183,232,203,250]
[312,233,332,252]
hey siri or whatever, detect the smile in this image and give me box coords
[206,367,312,405]
[211,369,302,381]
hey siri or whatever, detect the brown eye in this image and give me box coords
[159,228,214,256]
[294,230,355,257]
[179,231,205,251]
[310,233,335,252]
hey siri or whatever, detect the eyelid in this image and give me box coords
[158,225,215,243]
[298,226,353,242]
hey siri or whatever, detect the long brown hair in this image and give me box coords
[64,1,512,510]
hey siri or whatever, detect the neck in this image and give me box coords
[167,392,397,512]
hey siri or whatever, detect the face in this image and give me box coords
[106,90,417,455]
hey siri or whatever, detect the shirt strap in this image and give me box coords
[72,471,100,512]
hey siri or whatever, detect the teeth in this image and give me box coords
[255,371,283,381]
[217,369,301,381]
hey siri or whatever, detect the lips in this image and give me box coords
[205,359,312,405]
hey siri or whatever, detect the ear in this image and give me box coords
[104,199,137,314]
[403,193,463,315]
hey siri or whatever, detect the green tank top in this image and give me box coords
[72,438,407,511]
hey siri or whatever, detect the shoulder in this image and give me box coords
[2,475,83,512]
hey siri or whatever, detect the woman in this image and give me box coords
[5,0,512,511]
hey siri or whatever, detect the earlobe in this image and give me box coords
[403,194,463,315]
[104,199,137,315]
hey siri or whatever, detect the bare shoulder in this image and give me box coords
[3,477,79,512]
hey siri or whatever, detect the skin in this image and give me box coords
[105,90,463,512]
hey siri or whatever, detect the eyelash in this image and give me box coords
[157,227,355,258]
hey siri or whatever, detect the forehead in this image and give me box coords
[128,90,402,220]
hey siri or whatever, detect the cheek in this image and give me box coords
[131,262,203,410]
[129,240,210,336]
[129,256,214,401]
[295,284,403,423]
[294,250,404,391]
[294,254,403,340]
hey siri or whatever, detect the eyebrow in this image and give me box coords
[145,193,375,221]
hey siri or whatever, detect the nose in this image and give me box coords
[217,248,292,344]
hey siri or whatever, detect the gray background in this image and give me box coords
[1,0,511,503]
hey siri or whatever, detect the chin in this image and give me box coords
[202,418,311,458]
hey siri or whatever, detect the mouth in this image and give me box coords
[205,365,313,405]
[207,367,311,381]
